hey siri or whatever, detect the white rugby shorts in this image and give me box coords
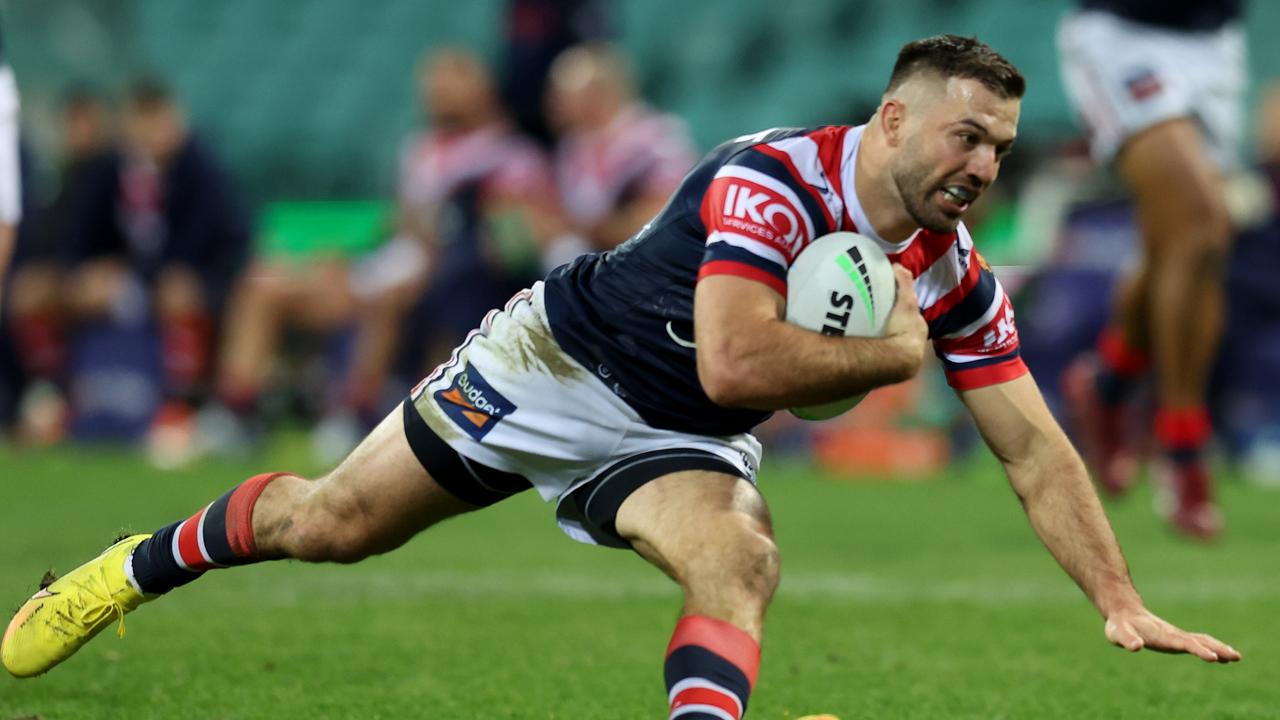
[1057,10,1245,170]
[0,64,20,224]
[403,281,762,547]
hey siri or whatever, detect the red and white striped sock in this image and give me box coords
[664,615,760,719]
[127,472,290,594]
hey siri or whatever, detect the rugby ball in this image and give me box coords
[785,232,896,421]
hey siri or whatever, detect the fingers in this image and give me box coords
[891,264,918,303]
[1193,632,1243,663]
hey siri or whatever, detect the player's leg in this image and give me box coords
[212,261,293,420]
[2,402,485,678]
[1115,117,1231,537]
[6,263,66,382]
[616,471,779,720]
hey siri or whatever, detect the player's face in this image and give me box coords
[124,104,184,164]
[423,57,491,132]
[891,77,1018,233]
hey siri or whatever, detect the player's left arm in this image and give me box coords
[959,375,1240,663]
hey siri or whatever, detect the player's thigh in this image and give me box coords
[614,470,777,592]
[1116,118,1230,251]
[154,264,207,317]
[65,258,131,318]
[293,405,481,557]
[7,262,62,315]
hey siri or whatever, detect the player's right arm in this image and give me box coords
[691,151,927,409]
[695,269,926,409]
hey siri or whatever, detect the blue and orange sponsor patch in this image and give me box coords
[433,363,516,440]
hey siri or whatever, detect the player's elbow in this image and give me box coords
[699,359,753,407]
[697,340,764,408]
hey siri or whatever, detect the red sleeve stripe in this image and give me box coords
[665,615,762,689]
[752,144,837,231]
[806,126,852,228]
[945,356,1029,390]
[887,231,957,277]
[698,260,787,297]
[923,252,984,323]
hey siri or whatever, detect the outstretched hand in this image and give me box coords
[1105,607,1241,663]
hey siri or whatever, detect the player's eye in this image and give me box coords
[957,132,979,148]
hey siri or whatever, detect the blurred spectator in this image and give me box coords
[544,43,696,264]
[7,86,114,377]
[9,78,251,452]
[500,0,611,146]
[211,49,558,464]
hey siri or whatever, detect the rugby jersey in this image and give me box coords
[543,124,1027,436]
[554,103,696,237]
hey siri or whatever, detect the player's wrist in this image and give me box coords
[1096,588,1145,619]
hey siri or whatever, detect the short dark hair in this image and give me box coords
[885,35,1025,100]
[125,76,175,110]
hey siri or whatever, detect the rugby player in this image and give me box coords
[4,35,1239,719]
[1058,0,1245,538]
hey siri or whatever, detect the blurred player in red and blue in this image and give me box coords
[542,43,696,265]
[211,49,559,462]
[4,36,1239,717]
[1058,0,1245,538]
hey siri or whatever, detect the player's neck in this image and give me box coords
[853,123,918,243]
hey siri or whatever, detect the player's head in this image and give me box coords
[877,35,1023,233]
[546,43,634,134]
[60,83,110,159]
[418,48,498,133]
[123,77,187,164]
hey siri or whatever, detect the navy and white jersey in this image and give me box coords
[1081,0,1243,32]
[543,125,1027,437]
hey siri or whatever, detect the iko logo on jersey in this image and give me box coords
[713,179,807,258]
[981,302,1018,353]
[433,363,517,440]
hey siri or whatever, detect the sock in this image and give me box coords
[218,377,261,419]
[161,311,212,397]
[12,310,66,379]
[1095,327,1148,406]
[1154,406,1211,463]
[344,375,380,426]
[665,615,760,720]
[128,472,289,594]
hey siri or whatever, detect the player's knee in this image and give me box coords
[740,529,782,601]
[685,516,781,607]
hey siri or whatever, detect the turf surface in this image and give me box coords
[1,443,1276,719]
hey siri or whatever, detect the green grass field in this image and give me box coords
[1,443,1277,719]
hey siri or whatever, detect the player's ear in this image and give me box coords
[878,99,906,147]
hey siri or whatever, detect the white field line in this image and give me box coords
[238,569,1280,607]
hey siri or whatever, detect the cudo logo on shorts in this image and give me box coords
[434,363,517,440]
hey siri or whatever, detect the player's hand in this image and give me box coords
[884,263,928,360]
[1104,607,1241,663]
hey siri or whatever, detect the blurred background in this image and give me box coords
[2,0,1279,484]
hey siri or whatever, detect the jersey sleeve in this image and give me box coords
[928,250,1029,390]
[696,147,835,296]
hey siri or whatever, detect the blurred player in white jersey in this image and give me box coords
[0,31,20,304]
[543,43,696,265]
[5,36,1239,717]
[1058,0,1245,539]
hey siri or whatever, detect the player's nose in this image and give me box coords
[966,146,998,187]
